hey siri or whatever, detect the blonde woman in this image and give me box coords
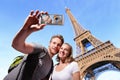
[51,43,81,80]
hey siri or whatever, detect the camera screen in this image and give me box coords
[39,14,64,25]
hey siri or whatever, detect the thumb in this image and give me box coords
[38,24,46,29]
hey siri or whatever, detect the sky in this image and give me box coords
[0,0,120,80]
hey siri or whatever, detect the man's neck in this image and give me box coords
[48,49,54,58]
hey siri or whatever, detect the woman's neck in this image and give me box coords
[59,60,67,64]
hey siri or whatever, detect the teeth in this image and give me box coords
[60,52,64,55]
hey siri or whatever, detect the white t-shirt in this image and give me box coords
[51,61,79,80]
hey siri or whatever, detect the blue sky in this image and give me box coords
[0,0,120,80]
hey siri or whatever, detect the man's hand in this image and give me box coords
[23,10,47,32]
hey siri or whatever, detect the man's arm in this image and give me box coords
[12,10,46,54]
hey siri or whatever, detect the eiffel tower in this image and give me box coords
[66,8,120,80]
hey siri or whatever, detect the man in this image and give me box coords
[4,10,64,80]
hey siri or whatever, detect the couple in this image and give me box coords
[4,10,80,80]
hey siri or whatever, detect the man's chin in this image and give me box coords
[52,51,58,55]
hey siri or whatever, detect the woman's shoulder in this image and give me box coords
[70,61,79,72]
[69,61,78,67]
[71,61,78,65]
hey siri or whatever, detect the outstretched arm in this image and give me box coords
[12,10,46,54]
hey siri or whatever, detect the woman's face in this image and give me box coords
[58,43,71,60]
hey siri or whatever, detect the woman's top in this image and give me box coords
[51,61,79,80]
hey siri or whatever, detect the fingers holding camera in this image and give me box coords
[30,24,46,32]
[29,10,46,20]
[30,10,34,16]
[23,10,47,32]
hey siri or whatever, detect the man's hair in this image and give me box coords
[50,34,64,44]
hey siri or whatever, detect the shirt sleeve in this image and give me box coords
[29,43,48,58]
[32,43,45,53]
[71,62,80,74]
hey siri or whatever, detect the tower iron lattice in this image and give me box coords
[66,8,120,80]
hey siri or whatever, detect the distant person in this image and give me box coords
[51,43,81,80]
[4,10,64,80]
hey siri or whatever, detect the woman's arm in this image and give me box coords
[73,71,81,80]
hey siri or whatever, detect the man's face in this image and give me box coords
[49,37,62,55]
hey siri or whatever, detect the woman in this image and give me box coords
[51,43,81,80]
